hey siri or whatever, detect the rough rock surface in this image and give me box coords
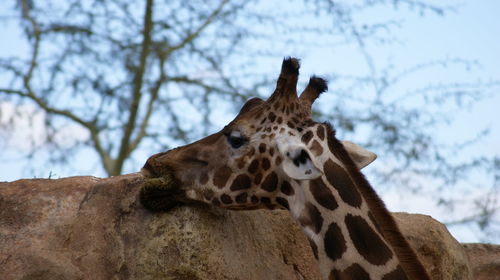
[462,243,500,280]
[393,213,473,280]
[0,174,496,280]
[0,174,320,280]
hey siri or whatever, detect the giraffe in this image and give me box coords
[140,57,431,280]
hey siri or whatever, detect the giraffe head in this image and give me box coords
[140,57,376,211]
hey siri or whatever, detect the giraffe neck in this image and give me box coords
[285,134,430,280]
[289,176,405,279]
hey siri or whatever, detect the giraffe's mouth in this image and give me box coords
[140,163,186,212]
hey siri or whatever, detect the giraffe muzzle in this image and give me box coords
[140,154,186,212]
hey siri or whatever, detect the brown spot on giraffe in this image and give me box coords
[330,263,370,280]
[220,194,233,204]
[345,214,393,266]
[254,172,263,185]
[275,156,282,166]
[259,143,266,154]
[230,174,252,191]
[324,221,347,261]
[261,172,278,192]
[235,192,248,204]
[324,159,362,207]
[280,180,294,196]
[301,130,313,144]
[275,197,290,210]
[309,178,338,210]
[246,147,256,157]
[213,165,232,189]
[261,158,271,170]
[298,202,323,234]
[247,159,259,174]
[260,196,271,205]
[212,197,221,206]
[310,140,323,157]
[317,125,325,140]
[382,266,408,280]
[268,112,277,122]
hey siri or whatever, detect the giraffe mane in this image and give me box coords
[324,122,431,280]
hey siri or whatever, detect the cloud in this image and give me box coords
[0,102,89,151]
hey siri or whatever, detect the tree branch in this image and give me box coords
[5,1,114,174]
[112,0,154,175]
[129,54,167,152]
[167,0,230,54]
[168,76,248,99]
[0,87,113,174]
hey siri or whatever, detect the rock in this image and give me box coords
[0,174,320,280]
[0,175,494,280]
[462,243,500,280]
[393,213,473,280]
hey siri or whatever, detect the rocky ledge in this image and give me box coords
[1,174,498,279]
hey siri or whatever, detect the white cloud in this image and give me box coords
[0,102,89,151]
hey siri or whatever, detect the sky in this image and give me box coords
[1,1,499,243]
[346,1,500,242]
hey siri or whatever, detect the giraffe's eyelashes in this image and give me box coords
[226,131,248,149]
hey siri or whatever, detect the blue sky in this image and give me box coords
[1,1,499,242]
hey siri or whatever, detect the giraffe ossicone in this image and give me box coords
[141,57,430,280]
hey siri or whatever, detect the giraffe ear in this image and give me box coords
[275,137,323,180]
[341,141,377,169]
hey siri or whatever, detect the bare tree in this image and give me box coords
[0,0,498,240]
[1,0,258,175]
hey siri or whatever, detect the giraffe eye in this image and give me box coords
[226,131,247,149]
